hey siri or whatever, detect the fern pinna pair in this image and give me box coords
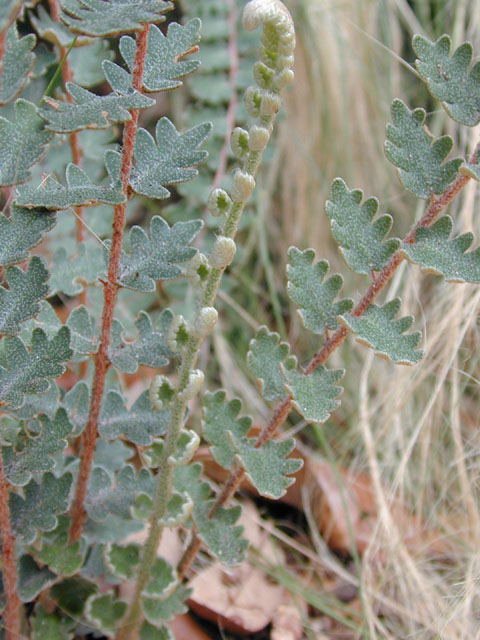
[0,0,479,637]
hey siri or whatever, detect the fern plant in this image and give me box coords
[0,0,479,638]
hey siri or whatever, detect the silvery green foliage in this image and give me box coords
[247,326,296,403]
[0,206,56,266]
[0,24,36,105]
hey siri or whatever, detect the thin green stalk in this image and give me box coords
[39,36,78,104]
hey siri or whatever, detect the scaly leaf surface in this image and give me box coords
[413,34,480,126]
[130,118,212,199]
[282,366,344,424]
[247,326,296,403]
[108,217,202,291]
[339,299,423,365]
[0,24,36,106]
[325,179,400,274]
[287,247,353,333]
[60,0,172,36]
[120,20,201,92]
[0,205,56,267]
[0,327,72,409]
[385,99,462,198]
[3,408,74,485]
[0,257,49,336]
[38,62,155,133]
[0,99,53,186]
[16,151,124,209]
[400,216,480,283]
[9,473,73,544]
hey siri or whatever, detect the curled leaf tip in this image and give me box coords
[243,0,295,39]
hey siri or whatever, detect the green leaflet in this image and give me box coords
[140,622,173,640]
[202,390,252,470]
[108,217,203,292]
[38,62,155,134]
[401,216,480,283]
[69,39,114,88]
[0,24,36,106]
[48,244,106,296]
[3,409,74,486]
[0,0,22,32]
[0,257,50,336]
[230,433,303,500]
[108,311,174,373]
[385,99,462,198]
[104,543,140,580]
[143,557,177,599]
[0,205,56,267]
[287,247,354,333]
[60,0,172,37]
[282,366,344,424]
[142,585,191,627]
[129,118,212,199]
[0,327,73,410]
[50,577,97,617]
[0,99,53,186]
[16,150,125,210]
[16,555,56,602]
[30,5,92,48]
[247,326,296,403]
[174,463,248,566]
[325,179,401,275]
[99,388,170,445]
[120,20,201,92]
[32,516,86,576]
[31,606,76,640]
[413,34,480,127]
[460,161,480,181]
[9,474,73,544]
[340,299,423,365]
[85,593,127,637]
[66,306,98,355]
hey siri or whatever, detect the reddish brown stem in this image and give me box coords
[210,0,238,192]
[175,160,476,580]
[0,449,21,640]
[0,29,7,91]
[69,25,150,542]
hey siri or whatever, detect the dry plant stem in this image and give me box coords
[0,449,21,640]
[69,25,150,543]
[210,0,238,192]
[176,159,476,579]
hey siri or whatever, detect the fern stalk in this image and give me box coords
[69,24,151,542]
[0,450,20,640]
[177,148,479,579]
[116,3,296,636]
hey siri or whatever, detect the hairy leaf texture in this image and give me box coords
[33,517,86,576]
[287,247,353,333]
[48,244,106,296]
[325,179,401,274]
[120,20,201,92]
[16,151,124,209]
[0,205,56,267]
[108,311,174,373]
[129,118,212,199]
[60,0,173,37]
[202,390,252,470]
[282,366,344,424]
[0,327,73,409]
[400,216,480,283]
[0,257,50,336]
[0,24,36,106]
[247,326,296,403]
[99,388,169,445]
[10,474,73,544]
[31,605,76,640]
[16,555,56,602]
[0,0,22,31]
[340,300,423,365]
[3,408,74,485]
[174,463,248,566]
[38,61,155,133]
[385,99,462,198]
[414,34,480,127]
[85,593,127,636]
[107,217,203,292]
[142,584,191,626]
[0,99,53,186]
[30,5,92,47]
